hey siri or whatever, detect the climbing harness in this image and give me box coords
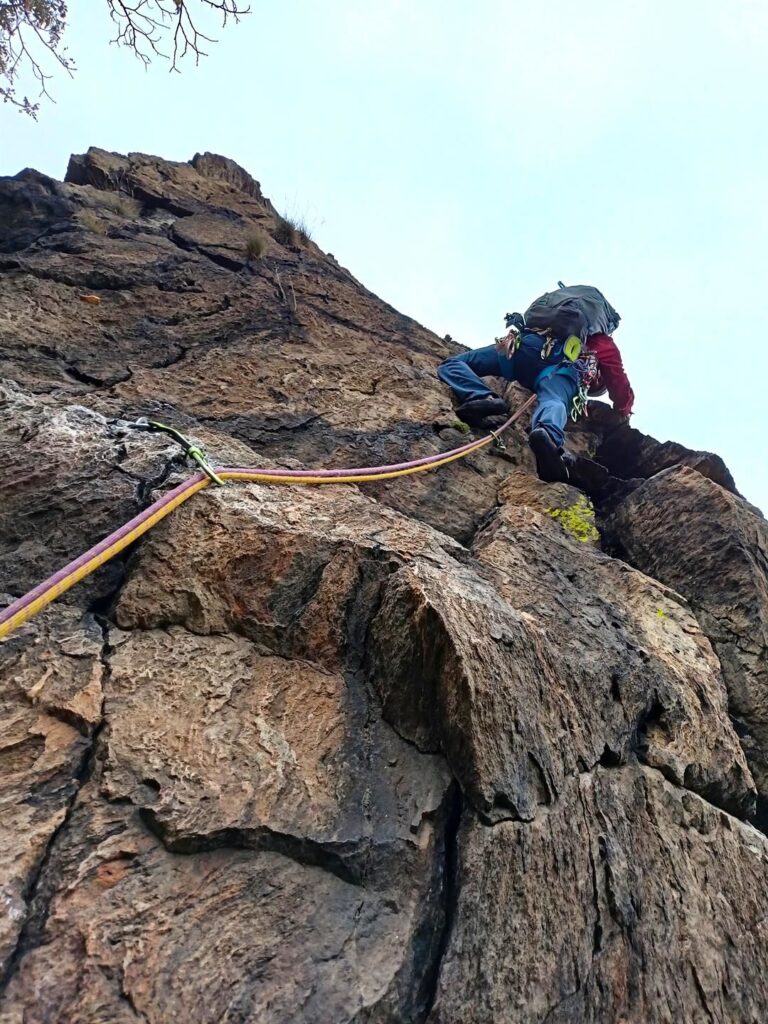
[495,324,589,423]
[496,326,581,367]
[128,418,225,485]
[0,395,537,641]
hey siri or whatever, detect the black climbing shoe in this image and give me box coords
[529,428,569,483]
[455,397,509,428]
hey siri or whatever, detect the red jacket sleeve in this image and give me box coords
[587,334,634,416]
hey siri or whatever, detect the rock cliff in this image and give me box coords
[1,149,767,1024]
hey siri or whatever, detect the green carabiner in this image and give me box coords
[129,418,225,486]
[571,388,588,422]
[187,445,226,486]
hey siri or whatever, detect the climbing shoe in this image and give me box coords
[455,396,509,428]
[529,428,569,483]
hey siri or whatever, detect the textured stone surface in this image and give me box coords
[372,499,754,823]
[606,466,768,821]
[2,148,768,1022]
[102,626,451,876]
[0,607,103,978]
[0,778,451,1024]
[430,765,768,1024]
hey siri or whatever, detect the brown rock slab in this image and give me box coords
[101,627,450,884]
[372,502,754,822]
[0,607,103,977]
[0,779,451,1023]
[190,151,270,200]
[606,466,768,819]
[65,148,263,218]
[113,479,463,656]
[170,212,272,269]
[430,765,768,1024]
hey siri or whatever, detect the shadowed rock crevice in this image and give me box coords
[139,811,378,889]
[596,420,738,494]
[167,219,251,273]
[26,342,133,389]
[0,613,110,993]
[419,785,462,1023]
[0,751,89,993]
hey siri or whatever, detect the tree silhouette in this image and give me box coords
[0,0,249,117]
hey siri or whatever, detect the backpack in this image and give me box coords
[522,284,621,341]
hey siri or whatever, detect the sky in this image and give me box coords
[2,0,767,511]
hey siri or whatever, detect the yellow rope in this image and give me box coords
[1,396,535,641]
[0,478,211,639]
[221,435,495,486]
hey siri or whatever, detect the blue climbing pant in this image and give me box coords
[437,337,579,449]
[437,344,516,402]
[530,368,579,449]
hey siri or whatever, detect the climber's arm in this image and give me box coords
[589,334,634,417]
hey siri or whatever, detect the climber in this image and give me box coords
[436,284,634,483]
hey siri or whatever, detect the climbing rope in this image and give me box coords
[0,395,536,641]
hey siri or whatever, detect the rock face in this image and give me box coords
[0,148,767,1023]
[605,467,768,825]
[432,767,768,1024]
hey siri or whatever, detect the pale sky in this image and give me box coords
[3,1,767,511]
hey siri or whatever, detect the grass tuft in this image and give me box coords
[76,210,108,235]
[99,191,135,217]
[245,230,267,260]
[273,212,312,246]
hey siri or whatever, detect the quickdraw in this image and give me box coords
[571,386,589,421]
[128,418,225,486]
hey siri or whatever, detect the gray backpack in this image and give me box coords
[522,283,621,341]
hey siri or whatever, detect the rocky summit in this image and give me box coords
[1,149,767,1024]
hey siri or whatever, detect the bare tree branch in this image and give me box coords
[0,1,73,117]
[107,0,249,72]
[0,0,249,117]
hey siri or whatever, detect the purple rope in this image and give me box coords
[0,399,534,632]
[0,472,207,628]
[223,422,506,479]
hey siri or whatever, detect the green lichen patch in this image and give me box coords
[546,494,600,543]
